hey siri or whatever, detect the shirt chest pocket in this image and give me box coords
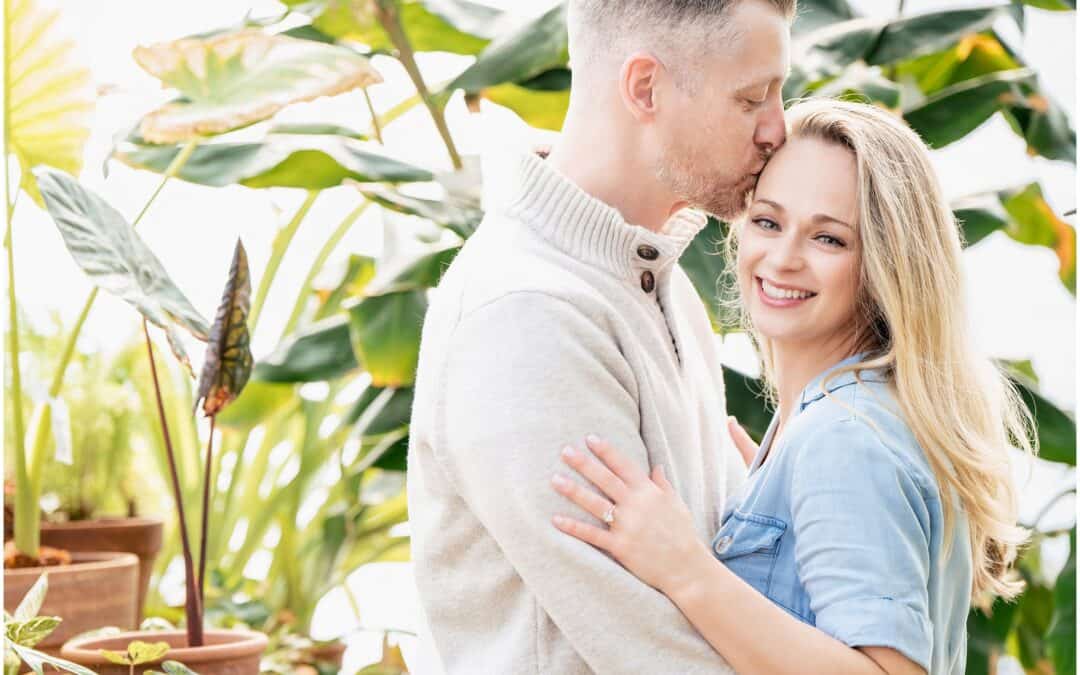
[711,510,787,597]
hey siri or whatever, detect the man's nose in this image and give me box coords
[755,97,787,156]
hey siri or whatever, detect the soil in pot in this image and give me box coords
[4,551,139,654]
[40,516,164,622]
[61,629,269,675]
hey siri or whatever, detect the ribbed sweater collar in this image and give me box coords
[500,152,708,281]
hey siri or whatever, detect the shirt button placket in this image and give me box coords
[637,245,659,293]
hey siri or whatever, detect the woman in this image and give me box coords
[549,99,1035,675]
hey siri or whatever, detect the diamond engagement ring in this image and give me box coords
[602,504,617,525]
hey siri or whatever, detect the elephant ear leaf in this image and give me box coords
[31,167,211,375]
[132,29,382,143]
[195,239,254,416]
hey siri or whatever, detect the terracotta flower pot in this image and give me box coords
[306,639,347,668]
[61,629,268,675]
[3,552,139,654]
[40,516,164,622]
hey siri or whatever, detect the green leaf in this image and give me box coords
[132,29,382,143]
[195,239,254,416]
[32,167,211,374]
[8,642,97,675]
[1022,0,1075,8]
[356,185,483,238]
[314,254,378,321]
[903,68,1037,149]
[161,659,200,675]
[481,81,570,131]
[266,121,368,139]
[113,130,433,189]
[254,314,358,383]
[366,240,461,295]
[792,0,856,35]
[343,385,413,435]
[100,640,170,666]
[892,32,1021,96]
[5,617,61,648]
[953,181,1078,282]
[966,596,1019,675]
[1046,530,1077,675]
[866,4,1005,66]
[1013,377,1076,466]
[12,573,47,622]
[679,216,737,332]
[445,3,568,95]
[1002,90,1077,163]
[723,367,773,444]
[214,379,296,430]
[291,0,508,55]
[5,0,95,207]
[346,290,427,388]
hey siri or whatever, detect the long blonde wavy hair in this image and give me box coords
[723,98,1037,607]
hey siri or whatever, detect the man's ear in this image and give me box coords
[618,52,663,122]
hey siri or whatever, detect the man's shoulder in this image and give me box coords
[434,214,620,329]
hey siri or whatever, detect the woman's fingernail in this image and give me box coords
[551,474,568,487]
[562,446,576,459]
[585,434,600,446]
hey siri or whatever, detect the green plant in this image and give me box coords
[2,573,96,675]
[101,640,170,675]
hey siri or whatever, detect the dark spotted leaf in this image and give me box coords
[195,240,254,416]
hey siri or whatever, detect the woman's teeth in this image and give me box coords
[761,278,815,300]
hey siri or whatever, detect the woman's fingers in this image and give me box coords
[551,473,616,524]
[727,416,758,468]
[584,435,646,486]
[561,444,628,501]
[552,514,614,552]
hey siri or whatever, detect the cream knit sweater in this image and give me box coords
[407,152,745,674]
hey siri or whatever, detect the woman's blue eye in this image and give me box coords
[816,234,846,247]
[752,217,779,230]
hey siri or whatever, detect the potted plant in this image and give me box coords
[7,313,166,624]
[33,167,267,673]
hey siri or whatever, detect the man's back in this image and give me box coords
[407,153,745,674]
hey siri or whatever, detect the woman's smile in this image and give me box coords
[756,276,817,307]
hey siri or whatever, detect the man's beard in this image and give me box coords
[655,151,756,221]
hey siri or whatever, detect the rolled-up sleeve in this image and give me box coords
[788,418,935,670]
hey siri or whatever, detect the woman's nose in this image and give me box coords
[768,235,805,271]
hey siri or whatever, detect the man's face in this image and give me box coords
[652,0,790,220]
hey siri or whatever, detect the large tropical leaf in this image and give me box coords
[723,367,773,444]
[132,29,382,143]
[195,239,253,417]
[1046,531,1077,675]
[113,127,433,188]
[5,0,94,206]
[442,2,568,127]
[354,183,482,238]
[346,290,426,388]
[903,68,1037,148]
[953,183,1076,293]
[254,314,357,383]
[32,167,211,373]
[791,0,856,35]
[286,0,511,55]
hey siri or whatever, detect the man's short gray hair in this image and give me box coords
[568,0,796,91]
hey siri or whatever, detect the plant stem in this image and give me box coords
[280,200,370,339]
[198,415,216,610]
[375,0,463,170]
[363,88,384,144]
[249,189,319,331]
[143,319,203,647]
[6,150,35,558]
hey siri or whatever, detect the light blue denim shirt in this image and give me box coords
[711,353,973,673]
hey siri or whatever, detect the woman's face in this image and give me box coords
[736,135,861,350]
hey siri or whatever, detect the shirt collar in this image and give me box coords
[799,351,889,409]
[499,152,708,283]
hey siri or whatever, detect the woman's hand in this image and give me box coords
[550,435,711,597]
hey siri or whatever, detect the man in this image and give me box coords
[407,1,792,672]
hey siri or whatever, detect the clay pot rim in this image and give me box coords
[61,629,269,664]
[3,551,139,578]
[41,516,165,530]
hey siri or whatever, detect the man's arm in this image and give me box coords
[433,291,735,674]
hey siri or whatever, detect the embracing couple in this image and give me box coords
[406,1,1034,673]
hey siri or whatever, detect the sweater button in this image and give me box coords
[637,244,659,261]
[640,271,655,293]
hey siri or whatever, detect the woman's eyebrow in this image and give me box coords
[754,198,854,230]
